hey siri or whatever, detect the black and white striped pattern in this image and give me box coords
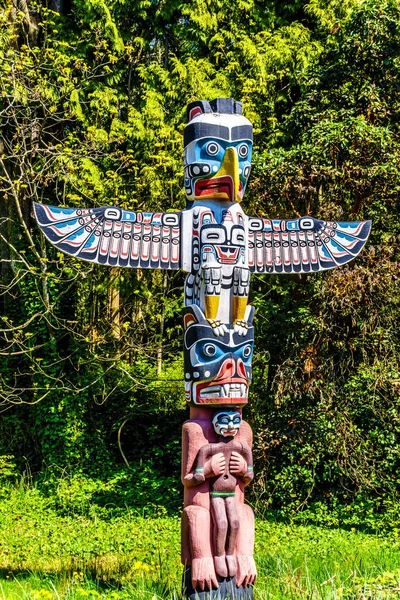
[34,203,181,270]
[247,216,371,274]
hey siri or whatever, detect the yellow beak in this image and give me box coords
[194,146,241,203]
[212,146,240,202]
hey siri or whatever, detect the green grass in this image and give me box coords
[1,484,400,599]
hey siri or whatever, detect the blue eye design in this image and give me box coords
[204,343,217,357]
[206,142,220,156]
[238,144,249,158]
[232,343,253,365]
[243,344,252,359]
[194,341,225,363]
[193,341,253,365]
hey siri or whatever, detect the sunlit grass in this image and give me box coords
[1,484,400,599]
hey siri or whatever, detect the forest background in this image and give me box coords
[0,0,399,532]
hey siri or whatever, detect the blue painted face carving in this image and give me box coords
[183,304,254,406]
[212,411,242,437]
[184,138,253,202]
[183,99,253,204]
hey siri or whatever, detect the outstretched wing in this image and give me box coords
[247,216,371,274]
[33,203,181,269]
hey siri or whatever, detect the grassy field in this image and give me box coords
[1,485,400,599]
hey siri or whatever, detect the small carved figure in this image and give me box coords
[184,410,253,579]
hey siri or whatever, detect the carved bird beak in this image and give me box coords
[193,146,241,203]
[212,146,240,202]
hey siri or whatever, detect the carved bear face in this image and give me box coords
[183,304,254,406]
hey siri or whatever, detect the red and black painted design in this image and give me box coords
[33,203,181,270]
[247,216,371,274]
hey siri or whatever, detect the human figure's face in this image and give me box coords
[212,411,241,437]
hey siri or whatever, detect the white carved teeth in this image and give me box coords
[200,386,220,397]
[222,384,231,397]
[221,383,248,397]
[199,383,248,398]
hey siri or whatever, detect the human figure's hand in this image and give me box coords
[191,557,219,590]
[205,452,226,477]
[236,555,257,587]
[229,451,247,475]
[193,472,206,483]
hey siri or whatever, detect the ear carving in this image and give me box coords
[183,312,197,330]
[183,305,209,330]
[189,106,203,120]
[186,100,212,122]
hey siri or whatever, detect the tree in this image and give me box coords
[249,0,400,520]
[1,0,399,524]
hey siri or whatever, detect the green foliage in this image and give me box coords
[0,455,17,480]
[1,485,400,598]
[0,0,399,527]
[246,0,400,521]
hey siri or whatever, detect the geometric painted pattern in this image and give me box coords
[248,216,371,273]
[34,203,181,269]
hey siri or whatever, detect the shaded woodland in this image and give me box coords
[0,0,399,525]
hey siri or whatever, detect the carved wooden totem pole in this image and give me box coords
[34,98,371,599]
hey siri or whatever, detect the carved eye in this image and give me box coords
[206,142,220,156]
[233,416,241,425]
[238,144,249,158]
[243,345,252,359]
[299,217,315,230]
[104,207,122,220]
[231,228,245,245]
[204,344,217,357]
[201,228,225,244]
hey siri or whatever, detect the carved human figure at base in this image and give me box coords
[182,407,257,594]
[185,411,253,579]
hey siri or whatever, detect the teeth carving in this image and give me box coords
[199,386,220,397]
[199,383,248,398]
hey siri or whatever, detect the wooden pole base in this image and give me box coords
[183,567,254,600]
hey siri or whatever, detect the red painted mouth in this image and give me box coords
[194,176,233,201]
[195,378,248,404]
[215,246,240,264]
[220,429,238,437]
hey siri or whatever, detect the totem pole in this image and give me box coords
[34,98,371,599]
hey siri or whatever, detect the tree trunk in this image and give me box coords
[108,268,121,340]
